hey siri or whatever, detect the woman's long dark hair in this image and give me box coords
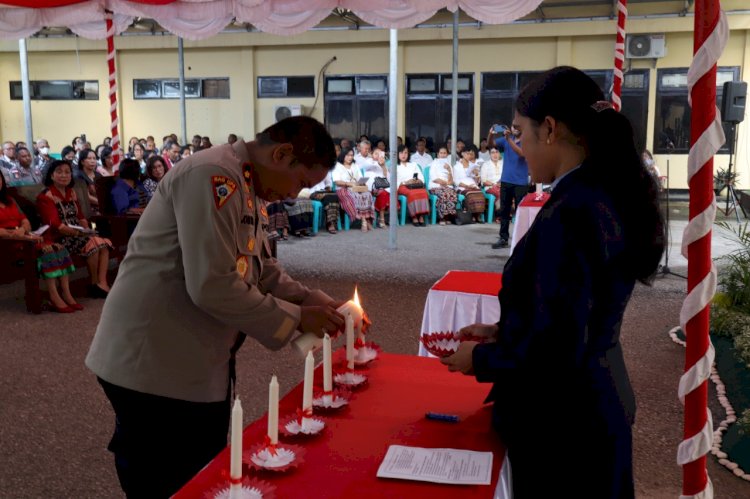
[0,168,9,204]
[337,147,353,165]
[515,66,665,284]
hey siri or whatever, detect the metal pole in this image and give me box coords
[388,28,398,249]
[450,10,459,165]
[178,37,187,146]
[18,39,34,158]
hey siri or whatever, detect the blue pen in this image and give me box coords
[425,412,460,423]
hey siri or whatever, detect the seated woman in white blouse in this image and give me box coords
[395,144,429,227]
[369,149,395,228]
[332,148,375,232]
[453,145,486,223]
[427,146,458,225]
[480,147,503,221]
[309,173,340,235]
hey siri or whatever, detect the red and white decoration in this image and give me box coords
[610,0,627,111]
[105,12,121,169]
[678,2,728,497]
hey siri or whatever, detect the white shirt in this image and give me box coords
[453,161,480,189]
[428,159,454,190]
[396,161,424,187]
[332,162,361,184]
[310,173,333,193]
[480,160,503,185]
[355,155,380,174]
[478,150,491,163]
[410,151,433,169]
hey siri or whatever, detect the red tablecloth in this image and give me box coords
[519,192,550,207]
[431,271,503,296]
[175,353,505,498]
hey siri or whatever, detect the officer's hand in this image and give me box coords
[300,304,345,338]
[459,323,498,342]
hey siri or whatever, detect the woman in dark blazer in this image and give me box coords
[442,67,664,498]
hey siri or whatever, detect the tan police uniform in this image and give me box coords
[86,140,332,403]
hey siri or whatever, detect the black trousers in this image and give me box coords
[498,183,529,242]
[98,378,230,499]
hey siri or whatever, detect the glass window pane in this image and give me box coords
[717,70,735,88]
[81,81,99,99]
[325,99,355,143]
[163,80,200,98]
[358,98,388,143]
[358,78,386,94]
[203,78,230,98]
[438,97,473,143]
[38,81,71,99]
[443,76,471,93]
[134,79,161,99]
[661,73,688,88]
[620,94,648,156]
[258,77,285,97]
[623,73,645,89]
[408,77,437,93]
[287,76,315,97]
[518,72,542,91]
[327,78,354,94]
[654,94,690,152]
[406,97,438,149]
[483,73,514,92]
[584,71,609,94]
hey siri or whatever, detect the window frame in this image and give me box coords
[257,75,315,98]
[10,79,99,100]
[133,77,230,100]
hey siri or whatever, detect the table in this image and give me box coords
[510,192,550,253]
[175,353,508,498]
[419,271,502,357]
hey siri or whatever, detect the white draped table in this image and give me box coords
[419,270,503,357]
[510,192,550,254]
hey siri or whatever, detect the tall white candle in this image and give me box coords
[345,314,354,370]
[229,398,243,496]
[268,375,279,445]
[323,333,332,398]
[302,350,314,412]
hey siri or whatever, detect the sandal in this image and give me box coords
[439,220,446,226]
[327,226,337,234]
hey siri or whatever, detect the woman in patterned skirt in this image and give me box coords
[428,147,458,225]
[309,174,340,234]
[395,145,429,226]
[332,148,374,232]
[0,172,80,312]
[454,145,487,223]
[37,160,113,299]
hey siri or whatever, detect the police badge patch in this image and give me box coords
[236,255,249,279]
[212,176,237,210]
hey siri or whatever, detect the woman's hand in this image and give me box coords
[440,341,478,375]
[459,323,498,342]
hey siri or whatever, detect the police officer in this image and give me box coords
[86,116,344,497]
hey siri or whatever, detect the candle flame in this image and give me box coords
[353,286,360,307]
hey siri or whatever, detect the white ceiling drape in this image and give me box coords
[0,0,544,40]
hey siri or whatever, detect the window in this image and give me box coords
[324,75,388,144]
[405,73,474,151]
[133,78,230,99]
[10,80,99,100]
[654,67,739,153]
[257,76,314,98]
[480,70,649,154]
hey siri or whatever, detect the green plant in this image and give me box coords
[735,327,750,368]
[739,408,750,436]
[710,304,750,338]
[716,222,750,314]
[715,167,740,190]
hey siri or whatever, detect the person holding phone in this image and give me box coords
[488,121,528,248]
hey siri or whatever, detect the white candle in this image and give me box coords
[229,398,243,496]
[323,333,332,401]
[345,314,354,370]
[302,351,315,430]
[268,375,279,445]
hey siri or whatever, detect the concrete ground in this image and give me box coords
[1,200,749,498]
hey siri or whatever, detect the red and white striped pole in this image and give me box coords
[678,1,727,497]
[611,0,627,111]
[105,12,121,170]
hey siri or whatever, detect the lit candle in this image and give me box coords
[91,222,97,232]
[268,375,279,445]
[229,398,243,497]
[345,314,354,370]
[323,333,332,403]
[302,351,315,430]
[291,288,364,357]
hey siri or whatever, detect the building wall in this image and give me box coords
[0,12,747,189]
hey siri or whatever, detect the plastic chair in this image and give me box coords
[482,189,496,223]
[311,200,323,234]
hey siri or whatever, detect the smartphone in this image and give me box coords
[413,173,419,179]
[493,124,508,134]
[80,133,87,144]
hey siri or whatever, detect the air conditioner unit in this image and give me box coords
[625,34,667,59]
[273,104,303,122]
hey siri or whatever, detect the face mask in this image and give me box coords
[40,147,50,155]
[644,159,654,167]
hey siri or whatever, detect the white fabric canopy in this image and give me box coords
[0,0,543,40]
